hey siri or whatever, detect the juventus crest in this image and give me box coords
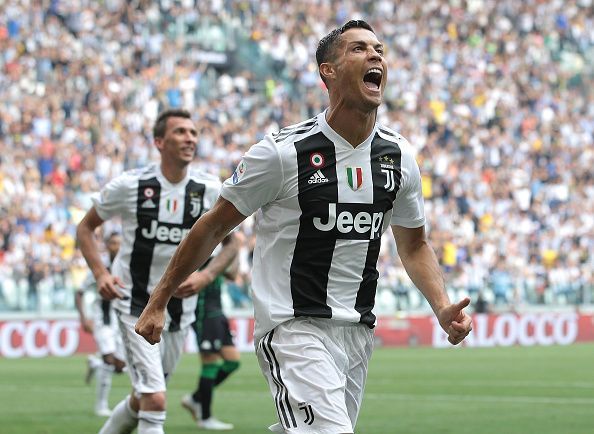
[379,155,397,192]
[189,194,203,218]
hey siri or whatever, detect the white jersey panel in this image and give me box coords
[325,239,367,322]
[220,138,283,217]
[328,124,382,321]
[377,130,426,228]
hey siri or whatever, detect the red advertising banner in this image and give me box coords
[0,317,256,358]
[1,312,593,358]
[375,312,594,348]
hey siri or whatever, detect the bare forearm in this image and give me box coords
[399,241,449,315]
[148,211,232,309]
[76,225,108,281]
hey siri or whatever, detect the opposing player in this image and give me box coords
[181,262,241,431]
[75,231,126,417]
[76,108,237,434]
[136,21,472,434]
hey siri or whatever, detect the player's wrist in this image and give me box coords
[149,290,171,310]
[203,269,216,283]
[433,298,451,319]
[94,269,111,282]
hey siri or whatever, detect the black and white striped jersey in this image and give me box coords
[93,163,221,331]
[221,110,425,341]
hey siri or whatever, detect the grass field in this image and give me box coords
[1,344,593,434]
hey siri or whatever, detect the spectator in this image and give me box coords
[0,0,592,313]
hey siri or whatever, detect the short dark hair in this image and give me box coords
[106,231,121,240]
[152,108,192,139]
[316,20,375,84]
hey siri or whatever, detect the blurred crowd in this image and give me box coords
[0,0,592,314]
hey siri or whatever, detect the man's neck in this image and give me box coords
[160,161,188,184]
[325,102,377,148]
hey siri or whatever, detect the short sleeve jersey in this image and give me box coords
[220,111,425,341]
[92,163,221,331]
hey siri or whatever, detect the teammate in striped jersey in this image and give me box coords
[75,231,126,417]
[77,109,237,434]
[136,21,473,434]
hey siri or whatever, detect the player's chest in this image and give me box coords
[133,181,208,225]
[287,143,403,209]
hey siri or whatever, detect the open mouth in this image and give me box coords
[363,68,382,91]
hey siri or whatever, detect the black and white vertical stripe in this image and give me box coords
[289,131,404,327]
[130,177,161,317]
[100,300,111,325]
[166,180,205,332]
[290,132,337,318]
[354,134,402,325]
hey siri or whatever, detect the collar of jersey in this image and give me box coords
[318,109,377,151]
[157,163,190,187]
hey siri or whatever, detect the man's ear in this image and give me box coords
[154,137,164,152]
[319,63,335,83]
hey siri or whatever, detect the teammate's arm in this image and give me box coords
[202,231,239,282]
[74,289,93,333]
[391,224,472,345]
[135,197,247,344]
[173,231,239,298]
[223,254,240,281]
[76,207,124,300]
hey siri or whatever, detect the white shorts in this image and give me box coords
[93,322,124,359]
[256,317,374,434]
[92,303,124,358]
[116,311,187,395]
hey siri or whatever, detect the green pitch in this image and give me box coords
[1,344,593,433]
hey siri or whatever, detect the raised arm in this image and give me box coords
[392,224,472,345]
[135,197,247,344]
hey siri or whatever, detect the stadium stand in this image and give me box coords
[0,0,592,314]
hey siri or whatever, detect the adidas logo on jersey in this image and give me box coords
[308,170,329,184]
[141,199,156,208]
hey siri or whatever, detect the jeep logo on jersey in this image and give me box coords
[141,220,191,244]
[312,203,384,240]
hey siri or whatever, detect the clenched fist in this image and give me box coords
[135,306,166,345]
